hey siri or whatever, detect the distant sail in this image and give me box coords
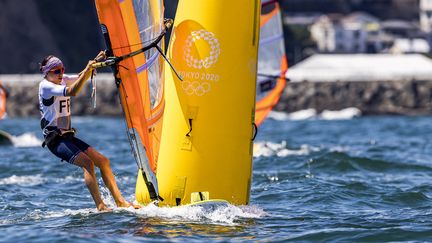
[0,81,6,119]
[255,0,288,126]
[93,0,165,201]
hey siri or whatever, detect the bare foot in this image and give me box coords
[130,203,142,209]
[117,201,142,209]
[97,204,112,212]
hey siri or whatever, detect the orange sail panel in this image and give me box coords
[93,0,165,199]
[255,1,288,126]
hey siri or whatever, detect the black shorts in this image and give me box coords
[47,136,90,164]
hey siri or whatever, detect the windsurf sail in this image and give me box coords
[0,81,7,119]
[93,0,167,201]
[255,0,288,126]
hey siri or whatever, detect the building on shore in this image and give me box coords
[420,0,432,33]
[310,12,382,53]
[287,54,432,82]
[310,12,429,54]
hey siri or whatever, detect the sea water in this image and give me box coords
[1,113,432,242]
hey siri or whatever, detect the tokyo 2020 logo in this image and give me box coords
[183,29,220,69]
[181,29,220,96]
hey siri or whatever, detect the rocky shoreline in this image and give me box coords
[1,74,432,118]
[278,79,432,116]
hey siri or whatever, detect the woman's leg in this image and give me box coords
[48,137,109,211]
[72,152,109,211]
[83,147,130,207]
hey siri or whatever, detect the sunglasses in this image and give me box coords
[50,67,65,75]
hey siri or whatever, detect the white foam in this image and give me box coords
[254,141,320,157]
[319,107,361,120]
[21,202,266,226]
[287,109,318,120]
[267,107,361,122]
[53,175,83,183]
[329,146,352,153]
[268,109,317,121]
[28,208,100,220]
[10,132,43,147]
[116,203,267,225]
[0,174,46,186]
[267,111,290,121]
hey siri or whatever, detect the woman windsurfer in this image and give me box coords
[38,53,138,211]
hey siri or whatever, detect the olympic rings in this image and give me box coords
[182,81,211,96]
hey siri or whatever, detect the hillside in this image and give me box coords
[0,0,418,74]
[0,0,178,74]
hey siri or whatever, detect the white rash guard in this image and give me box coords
[38,74,79,135]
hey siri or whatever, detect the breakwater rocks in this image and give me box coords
[2,74,432,117]
[278,80,432,115]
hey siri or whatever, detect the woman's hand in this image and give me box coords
[66,59,97,96]
[94,51,107,62]
[86,60,96,72]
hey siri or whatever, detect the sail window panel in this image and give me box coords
[132,0,164,109]
[258,12,285,75]
[132,0,163,43]
[257,10,285,100]
[147,46,164,109]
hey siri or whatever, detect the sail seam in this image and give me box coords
[259,33,283,46]
[136,52,159,73]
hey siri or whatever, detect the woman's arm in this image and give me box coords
[65,60,95,96]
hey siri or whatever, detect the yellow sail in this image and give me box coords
[136,0,261,206]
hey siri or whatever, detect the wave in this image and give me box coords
[100,187,268,225]
[381,191,430,207]
[0,174,46,186]
[53,175,83,184]
[310,150,432,175]
[268,109,316,121]
[253,141,321,157]
[0,174,87,186]
[268,107,361,121]
[116,203,266,225]
[10,132,43,148]
[252,140,432,174]
[12,202,267,227]
[320,108,362,120]
[91,187,268,225]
